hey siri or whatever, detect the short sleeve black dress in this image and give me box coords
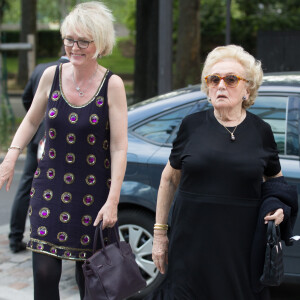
[157,109,281,300]
[27,64,113,261]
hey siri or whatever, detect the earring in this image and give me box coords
[242,96,247,101]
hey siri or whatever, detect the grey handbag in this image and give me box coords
[82,221,146,300]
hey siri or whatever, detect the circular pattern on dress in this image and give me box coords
[61,192,72,203]
[37,243,44,250]
[66,153,75,164]
[49,128,57,139]
[107,178,111,189]
[79,252,87,259]
[86,154,96,166]
[57,232,68,242]
[95,96,104,107]
[66,133,76,144]
[69,113,78,124]
[64,251,72,258]
[47,168,55,180]
[60,212,71,223]
[28,205,32,216]
[83,194,94,206]
[34,168,40,178]
[39,207,50,218]
[30,187,35,198]
[51,90,61,101]
[85,175,96,186]
[82,215,92,226]
[87,134,96,145]
[38,226,48,237]
[80,235,91,245]
[64,173,75,184]
[49,148,56,159]
[49,108,58,119]
[50,247,57,254]
[89,114,99,125]
[43,189,53,201]
[103,140,109,150]
[104,159,110,169]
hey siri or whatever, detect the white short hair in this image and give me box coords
[60,1,115,58]
[201,45,263,109]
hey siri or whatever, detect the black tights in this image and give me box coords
[32,252,85,300]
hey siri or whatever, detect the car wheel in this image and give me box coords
[118,209,164,299]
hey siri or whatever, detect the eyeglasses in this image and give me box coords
[63,38,94,49]
[205,74,249,88]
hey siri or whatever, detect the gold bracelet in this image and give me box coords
[8,146,22,154]
[154,223,168,231]
[154,227,168,231]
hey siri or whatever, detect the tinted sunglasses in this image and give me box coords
[205,74,249,88]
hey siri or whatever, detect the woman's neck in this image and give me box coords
[214,107,246,126]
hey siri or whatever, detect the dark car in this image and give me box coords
[117,73,300,299]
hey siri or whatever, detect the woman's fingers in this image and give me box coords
[264,208,284,226]
[152,233,168,274]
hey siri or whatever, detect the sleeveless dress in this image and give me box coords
[27,64,113,261]
[146,109,281,300]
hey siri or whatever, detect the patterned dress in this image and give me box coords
[27,64,113,261]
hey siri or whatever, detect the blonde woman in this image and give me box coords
[0,2,127,299]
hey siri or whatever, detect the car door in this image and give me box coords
[249,93,300,279]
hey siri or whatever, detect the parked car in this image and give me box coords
[118,72,300,299]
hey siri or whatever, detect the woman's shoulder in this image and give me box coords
[181,109,210,127]
[247,111,272,130]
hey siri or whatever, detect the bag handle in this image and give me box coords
[92,221,121,254]
[266,220,281,246]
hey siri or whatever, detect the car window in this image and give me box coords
[167,100,212,144]
[287,96,300,156]
[132,105,193,144]
[248,96,288,155]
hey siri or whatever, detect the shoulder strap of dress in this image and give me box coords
[48,64,61,96]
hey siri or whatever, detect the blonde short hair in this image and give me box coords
[201,45,263,109]
[60,1,115,58]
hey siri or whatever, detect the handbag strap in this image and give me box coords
[266,220,281,246]
[93,221,121,254]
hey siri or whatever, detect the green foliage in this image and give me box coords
[5,38,134,76]
[2,0,19,23]
[3,0,136,26]
[100,38,134,74]
[0,100,14,151]
[200,0,300,56]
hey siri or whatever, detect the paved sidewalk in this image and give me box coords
[0,224,80,300]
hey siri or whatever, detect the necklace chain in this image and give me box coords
[216,111,243,141]
[72,66,98,97]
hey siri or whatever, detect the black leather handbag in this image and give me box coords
[82,222,146,300]
[260,220,284,286]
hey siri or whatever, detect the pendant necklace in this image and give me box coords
[72,66,98,97]
[222,125,238,141]
[216,111,244,142]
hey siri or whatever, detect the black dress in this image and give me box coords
[27,64,113,261]
[149,109,281,300]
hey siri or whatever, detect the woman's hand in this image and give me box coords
[93,200,118,229]
[0,154,17,191]
[152,231,169,274]
[264,208,284,226]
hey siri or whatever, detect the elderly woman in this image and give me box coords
[0,2,127,299]
[151,45,285,299]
